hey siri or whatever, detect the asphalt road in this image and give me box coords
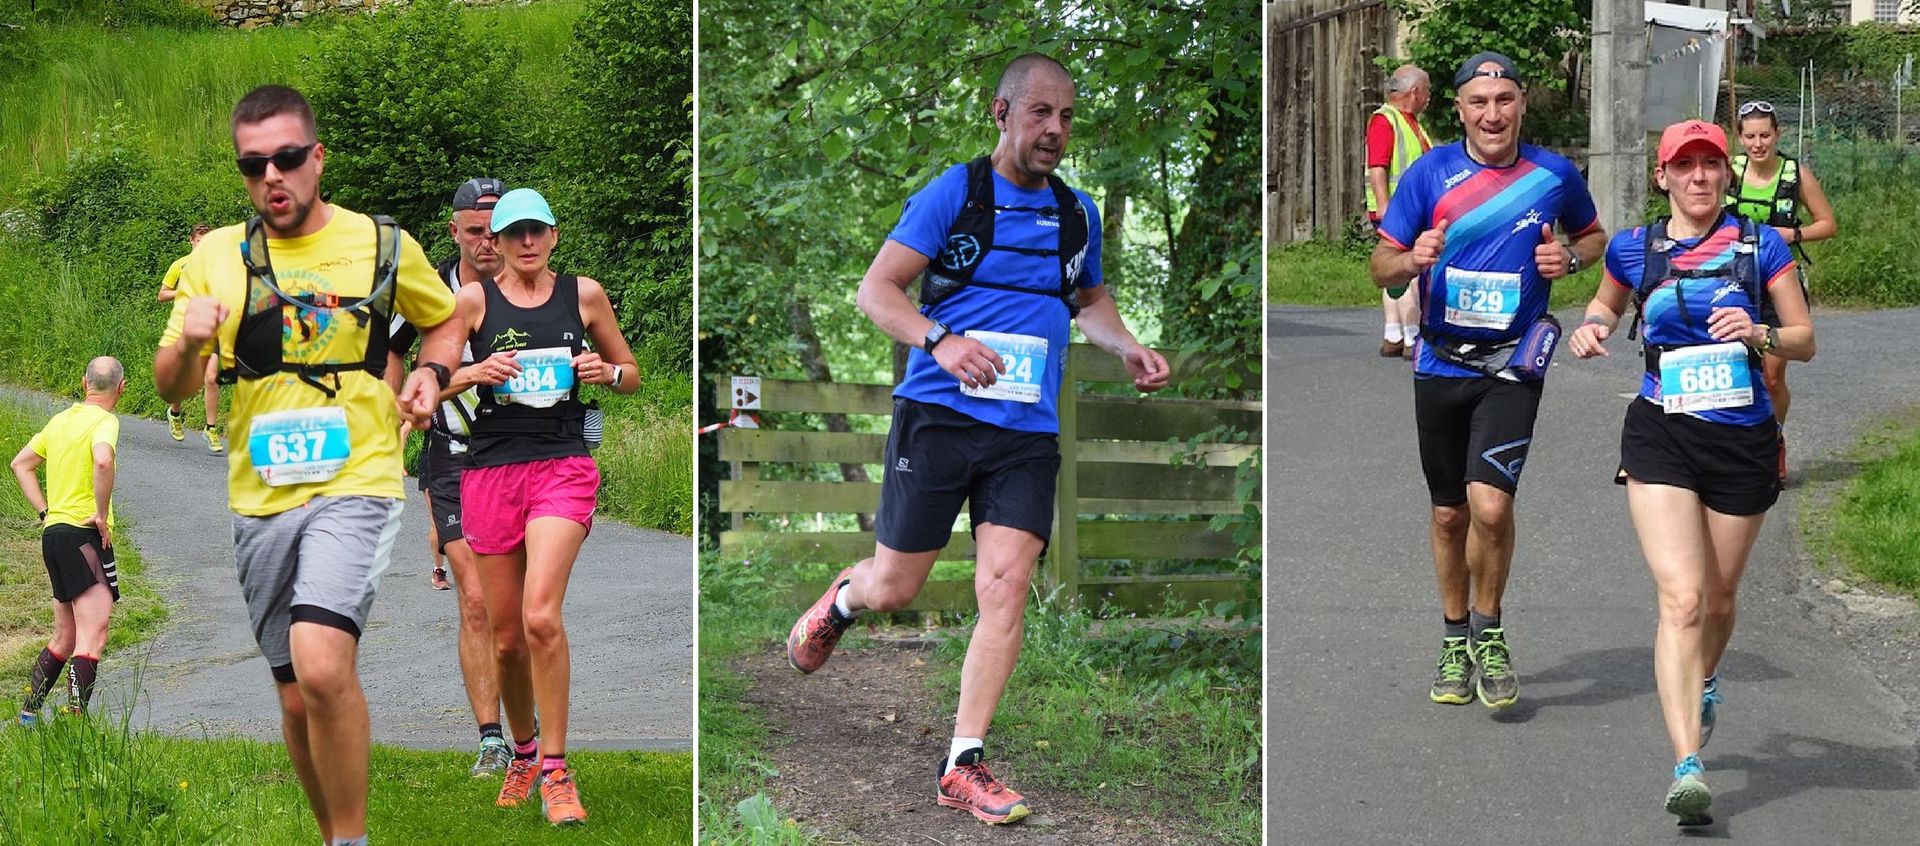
[1266,305,1920,845]
[59,398,695,750]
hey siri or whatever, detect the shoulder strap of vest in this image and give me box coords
[1630,217,1675,341]
[1734,214,1762,310]
[1045,174,1088,316]
[361,214,403,378]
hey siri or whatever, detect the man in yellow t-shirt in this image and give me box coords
[153,85,462,846]
[158,223,223,452]
[9,357,125,725]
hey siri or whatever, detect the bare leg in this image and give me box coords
[837,543,941,614]
[1464,482,1516,617]
[445,537,499,727]
[1628,481,1716,761]
[1430,503,1470,620]
[954,524,1044,739]
[521,516,587,756]
[1763,355,1790,424]
[286,622,369,840]
[1700,508,1766,680]
[478,548,535,743]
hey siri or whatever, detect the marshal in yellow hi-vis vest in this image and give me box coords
[1365,103,1433,216]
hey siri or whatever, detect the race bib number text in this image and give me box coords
[496,346,575,408]
[1444,269,1523,331]
[1659,342,1754,414]
[960,331,1047,404]
[248,406,351,487]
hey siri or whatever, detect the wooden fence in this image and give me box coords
[1268,0,1397,245]
[716,345,1260,616]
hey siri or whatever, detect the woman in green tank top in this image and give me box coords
[1730,101,1838,484]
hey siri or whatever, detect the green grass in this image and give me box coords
[697,549,1261,845]
[0,713,692,845]
[0,397,168,677]
[932,608,1262,843]
[0,1,583,205]
[597,394,693,535]
[1830,426,1920,598]
[1268,239,1594,310]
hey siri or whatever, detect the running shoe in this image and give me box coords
[1666,753,1712,824]
[539,767,588,826]
[936,749,1030,825]
[1429,636,1475,705]
[786,566,856,674]
[167,408,185,442]
[1473,628,1519,709]
[1700,676,1722,749]
[497,757,538,807]
[204,426,225,454]
[470,735,511,778]
[432,567,451,591]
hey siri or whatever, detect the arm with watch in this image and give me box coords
[10,443,49,525]
[856,240,1009,390]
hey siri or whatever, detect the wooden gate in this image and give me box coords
[1268,0,1398,244]
[715,345,1260,616]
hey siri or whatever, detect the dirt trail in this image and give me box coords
[739,642,1232,846]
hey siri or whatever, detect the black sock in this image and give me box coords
[24,648,65,711]
[67,655,99,713]
[1470,611,1501,641]
[479,722,504,742]
[1443,616,1470,641]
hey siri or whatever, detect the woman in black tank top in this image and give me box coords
[447,188,640,823]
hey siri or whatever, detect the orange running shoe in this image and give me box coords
[785,566,856,674]
[936,749,1031,825]
[539,767,588,826]
[497,757,538,808]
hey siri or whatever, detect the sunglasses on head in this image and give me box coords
[236,143,316,178]
[492,220,552,241]
[1737,101,1775,116]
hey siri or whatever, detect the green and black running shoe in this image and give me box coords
[1473,628,1519,709]
[1429,636,1474,705]
[1666,753,1712,825]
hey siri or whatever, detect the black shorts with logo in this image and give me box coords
[874,398,1061,553]
[420,432,466,551]
[42,524,119,603]
[1616,398,1779,516]
[1414,375,1546,506]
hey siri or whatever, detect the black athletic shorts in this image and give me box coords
[1616,399,1779,516]
[1414,375,1545,506]
[420,433,466,552]
[873,398,1061,553]
[41,524,119,603]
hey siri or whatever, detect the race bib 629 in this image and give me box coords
[1444,269,1523,331]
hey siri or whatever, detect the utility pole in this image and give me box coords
[1589,0,1648,234]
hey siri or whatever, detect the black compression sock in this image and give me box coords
[479,722,504,742]
[1443,616,1470,641]
[24,647,65,711]
[67,655,99,713]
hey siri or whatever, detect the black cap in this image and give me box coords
[1453,52,1523,88]
[452,177,507,211]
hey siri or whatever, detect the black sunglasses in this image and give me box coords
[492,220,552,241]
[236,143,316,178]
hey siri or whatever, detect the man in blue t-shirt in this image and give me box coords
[1369,52,1607,712]
[784,53,1169,826]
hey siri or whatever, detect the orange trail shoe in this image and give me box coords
[936,749,1031,825]
[497,757,538,808]
[786,566,856,674]
[539,767,588,826]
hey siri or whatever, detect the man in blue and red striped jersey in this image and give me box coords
[1369,52,1608,712]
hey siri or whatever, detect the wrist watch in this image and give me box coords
[419,362,452,389]
[923,322,951,355]
[1564,247,1582,275]
[610,364,625,388]
[37,509,47,522]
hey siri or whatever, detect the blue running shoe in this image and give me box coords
[1700,676,1722,749]
[1666,754,1711,823]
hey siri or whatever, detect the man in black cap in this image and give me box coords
[1368,52,1607,710]
[388,177,509,777]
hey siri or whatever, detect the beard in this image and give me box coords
[256,191,316,236]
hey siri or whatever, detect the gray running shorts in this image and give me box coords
[232,495,403,681]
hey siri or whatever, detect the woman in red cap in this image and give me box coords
[1566,119,1815,825]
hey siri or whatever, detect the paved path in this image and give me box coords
[27,391,695,750]
[1266,305,1920,844]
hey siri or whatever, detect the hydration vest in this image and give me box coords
[920,156,1090,318]
[1632,214,1765,373]
[1727,154,1800,228]
[217,214,402,399]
